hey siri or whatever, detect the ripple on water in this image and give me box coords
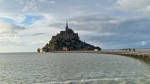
[0,53,150,84]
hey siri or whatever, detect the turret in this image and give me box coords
[66,20,69,30]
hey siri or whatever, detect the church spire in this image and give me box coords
[66,20,69,30]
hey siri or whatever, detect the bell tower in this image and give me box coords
[65,20,69,30]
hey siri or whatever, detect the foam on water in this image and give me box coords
[34,78,150,84]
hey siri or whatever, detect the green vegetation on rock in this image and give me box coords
[41,22,101,52]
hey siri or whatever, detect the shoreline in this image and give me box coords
[40,50,150,63]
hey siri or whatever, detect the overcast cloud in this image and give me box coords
[0,0,149,52]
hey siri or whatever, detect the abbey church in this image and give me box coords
[38,21,101,52]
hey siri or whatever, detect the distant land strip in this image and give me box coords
[46,49,150,62]
[43,49,150,57]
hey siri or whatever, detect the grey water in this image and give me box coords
[0,53,150,84]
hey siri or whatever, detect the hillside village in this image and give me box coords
[37,21,101,52]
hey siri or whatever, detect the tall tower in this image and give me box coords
[66,20,69,30]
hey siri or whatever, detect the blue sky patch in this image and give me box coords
[2,18,16,24]
[21,15,44,26]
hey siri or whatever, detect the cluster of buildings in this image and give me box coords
[37,21,101,52]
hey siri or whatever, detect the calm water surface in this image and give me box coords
[0,53,150,84]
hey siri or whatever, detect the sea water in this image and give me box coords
[0,53,150,84]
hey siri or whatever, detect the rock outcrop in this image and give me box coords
[39,21,101,52]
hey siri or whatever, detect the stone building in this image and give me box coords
[40,21,101,52]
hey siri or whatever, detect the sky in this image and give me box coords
[0,0,150,52]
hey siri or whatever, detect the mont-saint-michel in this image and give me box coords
[37,21,101,52]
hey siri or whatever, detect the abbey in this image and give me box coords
[37,21,101,52]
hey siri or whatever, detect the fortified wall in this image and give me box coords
[37,21,101,52]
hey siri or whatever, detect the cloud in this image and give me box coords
[141,41,146,46]
[19,0,56,12]
[0,19,27,49]
[0,0,56,13]
[0,19,26,33]
[0,34,20,41]
[28,12,149,49]
[0,13,26,24]
[32,33,46,36]
[55,13,150,49]
[0,0,149,52]
[14,11,150,49]
[116,0,150,15]
[49,1,55,4]
[31,39,49,46]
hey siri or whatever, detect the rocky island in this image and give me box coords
[37,21,101,52]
